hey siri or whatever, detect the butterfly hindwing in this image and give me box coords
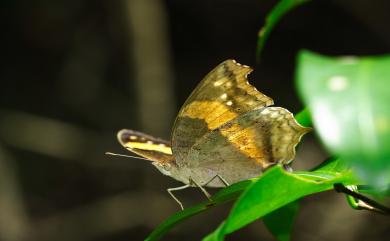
[172,59,274,165]
[187,107,310,186]
[117,129,174,164]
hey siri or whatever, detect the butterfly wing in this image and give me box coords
[117,129,174,164]
[188,107,310,186]
[172,59,274,164]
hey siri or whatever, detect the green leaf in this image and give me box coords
[256,0,310,60]
[202,222,225,241]
[145,179,254,241]
[206,165,358,239]
[294,107,312,127]
[296,50,390,187]
[263,201,300,241]
[310,156,346,172]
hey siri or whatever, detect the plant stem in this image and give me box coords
[334,183,390,216]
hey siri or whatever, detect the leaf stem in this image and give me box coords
[334,184,390,216]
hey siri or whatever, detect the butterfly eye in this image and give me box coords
[214,79,224,87]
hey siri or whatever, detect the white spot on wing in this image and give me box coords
[262,108,270,114]
[214,80,224,87]
[231,59,250,69]
[146,140,154,144]
[226,100,233,106]
[130,136,137,140]
[220,93,228,100]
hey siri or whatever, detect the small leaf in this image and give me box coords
[256,0,310,60]
[296,50,390,187]
[263,201,300,241]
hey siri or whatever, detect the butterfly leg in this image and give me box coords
[203,174,230,187]
[167,184,190,210]
[189,178,212,200]
[283,164,293,172]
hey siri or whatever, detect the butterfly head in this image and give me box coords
[151,161,174,176]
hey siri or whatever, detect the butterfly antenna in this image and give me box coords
[105,152,151,161]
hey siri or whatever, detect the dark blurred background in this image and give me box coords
[0,0,389,240]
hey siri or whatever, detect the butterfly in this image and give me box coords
[117,59,310,209]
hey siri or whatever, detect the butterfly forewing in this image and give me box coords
[172,59,274,165]
[117,129,174,164]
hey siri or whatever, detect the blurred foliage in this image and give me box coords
[296,50,390,187]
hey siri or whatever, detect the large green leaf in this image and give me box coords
[204,164,358,240]
[296,50,390,187]
[256,0,310,60]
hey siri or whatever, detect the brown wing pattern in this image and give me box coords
[172,59,274,165]
[117,129,174,164]
[187,107,310,186]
